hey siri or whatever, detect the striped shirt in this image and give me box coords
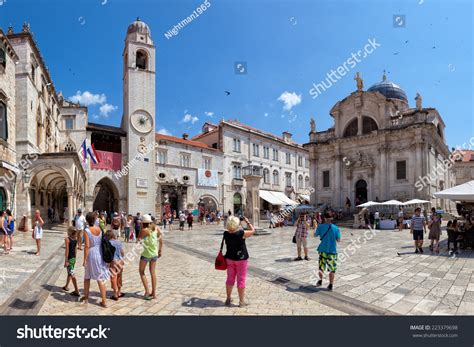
[411,215,426,230]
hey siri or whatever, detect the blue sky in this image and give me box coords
[1,0,472,147]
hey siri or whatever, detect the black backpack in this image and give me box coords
[100,230,116,263]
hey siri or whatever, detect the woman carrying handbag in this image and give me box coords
[218,216,255,307]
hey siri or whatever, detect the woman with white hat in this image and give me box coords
[223,215,255,307]
[138,214,163,300]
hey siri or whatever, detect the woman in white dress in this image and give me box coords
[32,210,44,256]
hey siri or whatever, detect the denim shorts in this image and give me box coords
[140,255,158,262]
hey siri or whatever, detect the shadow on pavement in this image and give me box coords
[182,297,224,308]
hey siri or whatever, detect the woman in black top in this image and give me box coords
[223,216,255,307]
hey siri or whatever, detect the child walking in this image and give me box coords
[32,210,44,256]
[63,226,80,297]
[106,229,125,300]
[138,215,163,300]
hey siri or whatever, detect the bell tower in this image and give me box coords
[122,18,156,215]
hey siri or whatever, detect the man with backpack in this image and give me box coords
[314,212,341,291]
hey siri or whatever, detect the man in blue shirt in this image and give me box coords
[314,212,341,291]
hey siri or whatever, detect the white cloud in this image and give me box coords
[264,112,269,117]
[182,113,199,124]
[157,128,172,136]
[99,103,118,118]
[69,90,106,106]
[204,111,214,117]
[277,91,302,111]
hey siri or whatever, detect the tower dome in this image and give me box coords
[367,72,408,103]
[127,17,151,36]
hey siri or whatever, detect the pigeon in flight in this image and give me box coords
[225,91,231,96]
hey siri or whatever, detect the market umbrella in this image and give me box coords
[356,201,378,208]
[380,200,404,206]
[403,199,431,205]
[433,181,474,202]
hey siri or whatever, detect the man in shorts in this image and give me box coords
[74,209,86,250]
[411,207,427,254]
[294,213,310,261]
[314,212,341,291]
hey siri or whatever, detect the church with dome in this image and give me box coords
[304,72,455,210]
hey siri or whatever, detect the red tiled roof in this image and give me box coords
[454,149,474,162]
[191,127,218,141]
[155,133,218,151]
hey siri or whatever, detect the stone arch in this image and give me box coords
[198,194,219,212]
[343,118,358,137]
[135,49,148,70]
[362,116,379,134]
[92,177,120,215]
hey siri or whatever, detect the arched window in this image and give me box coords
[362,116,378,134]
[64,141,75,152]
[0,44,6,69]
[0,187,6,211]
[343,118,358,138]
[298,175,303,189]
[305,176,310,188]
[136,50,148,70]
[0,101,7,140]
[263,168,270,184]
[272,170,279,185]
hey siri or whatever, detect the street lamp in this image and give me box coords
[23,170,31,184]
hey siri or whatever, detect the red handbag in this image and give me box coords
[215,236,227,270]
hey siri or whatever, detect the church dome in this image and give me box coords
[127,17,151,36]
[367,74,408,102]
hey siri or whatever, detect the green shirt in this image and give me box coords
[141,228,158,258]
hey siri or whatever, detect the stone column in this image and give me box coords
[334,154,342,207]
[67,187,74,226]
[243,175,262,227]
[379,144,388,200]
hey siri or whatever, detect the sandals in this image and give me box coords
[70,291,80,297]
[224,298,232,306]
[294,257,303,261]
[62,286,69,292]
[110,296,119,301]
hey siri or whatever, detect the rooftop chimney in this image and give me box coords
[182,133,189,140]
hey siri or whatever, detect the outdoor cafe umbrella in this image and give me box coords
[380,200,404,206]
[433,180,474,202]
[356,201,378,208]
[403,199,431,205]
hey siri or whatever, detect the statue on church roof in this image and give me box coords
[310,117,316,132]
[354,72,363,91]
[22,22,30,33]
[7,25,14,35]
[415,92,422,110]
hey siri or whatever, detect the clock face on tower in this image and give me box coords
[130,111,153,134]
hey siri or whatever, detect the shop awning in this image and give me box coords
[259,190,285,205]
[272,191,298,205]
[259,190,298,205]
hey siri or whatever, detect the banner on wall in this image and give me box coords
[90,150,122,171]
[197,169,218,187]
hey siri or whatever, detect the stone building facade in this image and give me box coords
[194,120,310,215]
[304,73,455,211]
[453,150,474,186]
[0,29,19,212]
[155,133,223,216]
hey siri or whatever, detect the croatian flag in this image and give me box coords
[87,147,99,164]
[81,139,87,162]
[90,143,101,164]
